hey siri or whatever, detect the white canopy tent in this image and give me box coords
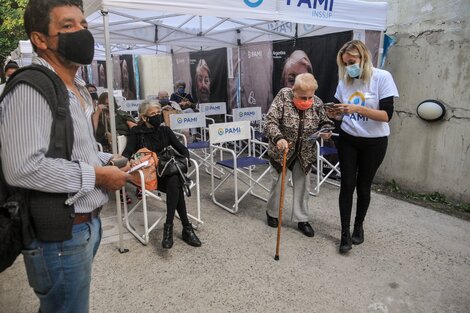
[83,0,388,251]
[85,0,387,54]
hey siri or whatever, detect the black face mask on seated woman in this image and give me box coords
[147,114,163,128]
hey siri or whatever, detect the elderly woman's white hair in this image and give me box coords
[292,73,318,93]
[138,99,161,124]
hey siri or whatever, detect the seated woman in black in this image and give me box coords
[122,100,201,249]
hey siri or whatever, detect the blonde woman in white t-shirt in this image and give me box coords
[327,40,399,254]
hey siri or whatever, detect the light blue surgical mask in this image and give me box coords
[346,63,361,78]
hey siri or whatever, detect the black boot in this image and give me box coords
[352,224,364,245]
[162,223,173,249]
[182,224,201,247]
[339,228,352,254]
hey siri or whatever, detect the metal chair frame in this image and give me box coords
[208,121,271,214]
[310,135,341,196]
[118,135,203,245]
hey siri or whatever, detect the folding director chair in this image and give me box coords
[119,99,141,119]
[118,136,203,245]
[209,120,271,214]
[169,111,224,178]
[232,106,267,159]
[310,134,341,196]
[199,102,228,123]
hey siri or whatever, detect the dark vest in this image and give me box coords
[0,65,76,242]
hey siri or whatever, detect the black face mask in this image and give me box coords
[147,114,163,128]
[90,92,98,101]
[51,29,95,65]
[159,98,170,106]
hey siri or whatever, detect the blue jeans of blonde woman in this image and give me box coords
[22,217,102,313]
[266,159,310,222]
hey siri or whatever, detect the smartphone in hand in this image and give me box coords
[318,126,335,133]
[323,102,336,108]
[308,126,335,141]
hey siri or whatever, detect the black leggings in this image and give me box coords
[337,130,388,229]
[159,175,191,226]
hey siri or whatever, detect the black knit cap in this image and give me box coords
[5,61,19,71]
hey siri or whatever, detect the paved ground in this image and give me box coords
[1,171,469,313]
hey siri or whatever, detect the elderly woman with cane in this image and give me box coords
[264,73,334,237]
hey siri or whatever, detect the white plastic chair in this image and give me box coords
[232,106,267,158]
[170,111,224,178]
[209,121,271,214]
[118,137,203,245]
[117,135,127,154]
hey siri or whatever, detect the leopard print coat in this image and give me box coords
[264,88,334,174]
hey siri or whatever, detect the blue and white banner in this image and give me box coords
[199,102,227,116]
[209,121,251,144]
[170,112,206,130]
[278,0,387,31]
[86,1,387,31]
[232,107,262,122]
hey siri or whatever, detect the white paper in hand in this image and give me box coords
[127,160,149,173]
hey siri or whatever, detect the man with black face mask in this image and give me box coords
[0,1,130,312]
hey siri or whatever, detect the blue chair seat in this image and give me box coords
[187,141,210,149]
[320,146,337,156]
[217,156,268,169]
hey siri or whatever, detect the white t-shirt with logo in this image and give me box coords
[334,68,399,138]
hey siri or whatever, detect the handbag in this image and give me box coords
[157,146,193,197]
[129,148,159,191]
[157,146,188,178]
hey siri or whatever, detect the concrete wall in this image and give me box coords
[376,0,470,202]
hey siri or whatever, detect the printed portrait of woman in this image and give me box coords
[98,62,107,88]
[120,58,136,100]
[281,50,313,88]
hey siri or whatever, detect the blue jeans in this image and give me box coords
[22,217,102,313]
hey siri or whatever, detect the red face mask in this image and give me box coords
[293,98,313,110]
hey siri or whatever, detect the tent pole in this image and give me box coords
[237,46,241,108]
[102,9,128,254]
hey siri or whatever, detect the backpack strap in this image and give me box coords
[0,64,74,160]
[0,65,75,243]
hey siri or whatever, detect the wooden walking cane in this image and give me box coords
[274,148,288,261]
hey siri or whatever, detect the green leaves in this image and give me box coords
[382,180,470,213]
[0,0,28,69]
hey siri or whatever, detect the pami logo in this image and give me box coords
[177,117,198,124]
[208,105,221,111]
[218,127,242,135]
[248,50,263,58]
[243,0,263,8]
[286,0,334,12]
[239,111,256,118]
